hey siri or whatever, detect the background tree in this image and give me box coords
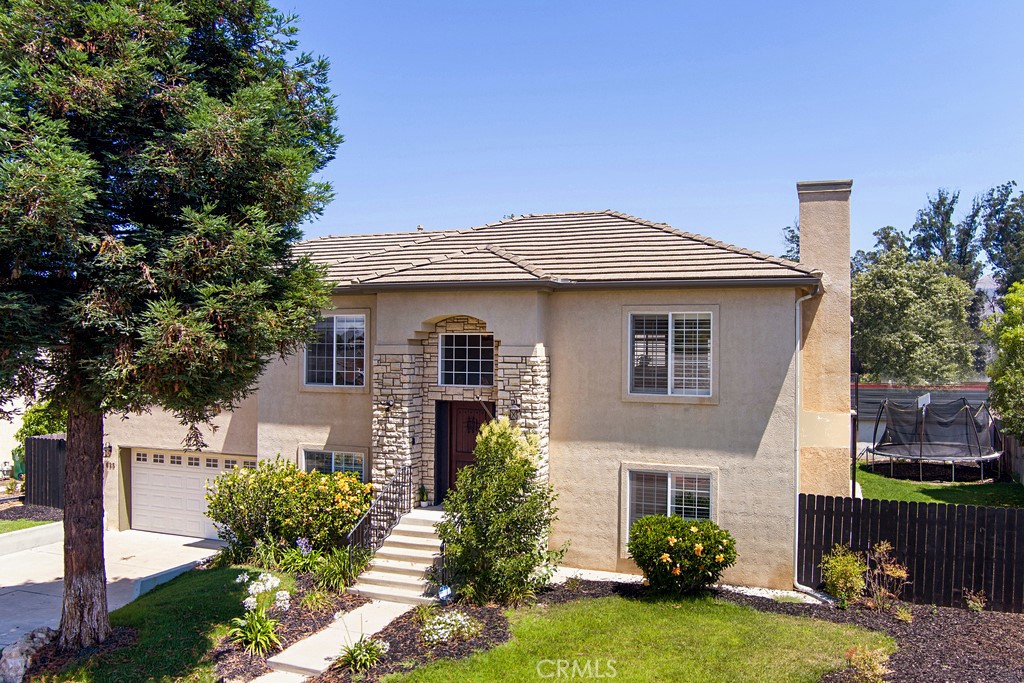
[910,189,984,287]
[985,282,1024,436]
[851,225,909,276]
[781,217,800,261]
[852,248,974,383]
[981,181,1024,296]
[0,0,336,649]
[10,399,68,468]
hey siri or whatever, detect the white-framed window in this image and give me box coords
[243,460,257,469]
[152,453,165,464]
[629,312,712,397]
[628,470,712,530]
[170,455,182,465]
[303,449,365,481]
[135,453,147,463]
[439,333,494,386]
[305,314,366,387]
[187,456,200,467]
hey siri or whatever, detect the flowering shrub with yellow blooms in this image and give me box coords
[206,459,374,557]
[627,516,738,593]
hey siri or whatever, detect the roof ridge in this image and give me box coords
[307,229,468,272]
[636,220,814,274]
[484,244,560,281]
[296,226,467,245]
[351,245,548,285]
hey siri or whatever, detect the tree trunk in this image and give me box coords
[57,402,110,650]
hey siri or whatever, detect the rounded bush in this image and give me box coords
[628,516,737,593]
[206,458,374,556]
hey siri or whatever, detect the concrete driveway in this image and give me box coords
[0,530,222,650]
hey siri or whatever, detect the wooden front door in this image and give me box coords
[448,401,493,490]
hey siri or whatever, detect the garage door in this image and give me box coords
[130,449,257,539]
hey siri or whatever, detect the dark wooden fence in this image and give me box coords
[798,493,1024,613]
[24,434,66,509]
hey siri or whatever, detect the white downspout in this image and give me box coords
[794,284,822,594]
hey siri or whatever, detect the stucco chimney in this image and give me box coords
[796,179,852,496]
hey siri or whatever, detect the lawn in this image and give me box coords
[28,566,294,683]
[0,519,53,534]
[857,464,1024,507]
[388,595,894,683]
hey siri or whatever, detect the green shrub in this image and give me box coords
[435,417,567,606]
[338,634,390,672]
[205,459,374,556]
[627,515,737,594]
[227,607,281,656]
[299,589,333,612]
[820,544,867,609]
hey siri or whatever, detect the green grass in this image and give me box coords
[0,519,54,534]
[28,566,294,683]
[857,464,1024,507]
[387,595,894,683]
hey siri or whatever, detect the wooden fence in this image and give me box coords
[798,493,1024,613]
[24,434,66,509]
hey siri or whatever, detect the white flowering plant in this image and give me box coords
[420,610,483,647]
[229,571,291,655]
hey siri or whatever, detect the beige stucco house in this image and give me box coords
[103,179,853,589]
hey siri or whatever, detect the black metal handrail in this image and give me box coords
[346,465,413,562]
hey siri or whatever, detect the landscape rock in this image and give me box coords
[0,627,56,683]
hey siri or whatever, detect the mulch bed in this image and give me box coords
[312,603,510,683]
[25,627,137,678]
[718,590,1024,683]
[212,574,370,682]
[0,502,62,522]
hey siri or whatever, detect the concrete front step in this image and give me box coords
[357,569,431,591]
[401,509,445,526]
[369,557,434,577]
[383,533,441,551]
[375,545,438,563]
[348,583,436,605]
[390,522,439,539]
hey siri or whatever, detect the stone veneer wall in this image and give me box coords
[371,315,550,501]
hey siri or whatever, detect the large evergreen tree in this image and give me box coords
[981,181,1024,296]
[909,188,984,287]
[0,0,336,649]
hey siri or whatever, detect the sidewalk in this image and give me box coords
[0,530,221,650]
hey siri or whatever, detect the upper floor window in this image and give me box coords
[305,314,365,387]
[439,333,494,386]
[629,312,712,397]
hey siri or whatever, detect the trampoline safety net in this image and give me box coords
[870,397,1000,461]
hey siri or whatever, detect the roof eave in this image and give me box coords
[336,275,822,293]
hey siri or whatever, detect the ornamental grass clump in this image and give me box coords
[436,417,567,605]
[628,516,737,593]
[338,635,390,672]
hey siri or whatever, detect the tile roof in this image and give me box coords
[292,210,817,290]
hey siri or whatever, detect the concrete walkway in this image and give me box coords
[262,600,411,678]
[0,529,221,650]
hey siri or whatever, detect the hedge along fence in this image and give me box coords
[24,434,66,509]
[798,494,1024,613]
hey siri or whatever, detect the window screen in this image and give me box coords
[629,470,712,530]
[304,450,365,480]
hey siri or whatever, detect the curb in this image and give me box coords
[131,561,200,600]
[0,522,62,556]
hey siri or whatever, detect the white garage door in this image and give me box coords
[130,449,256,539]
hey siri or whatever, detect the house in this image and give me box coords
[102,180,853,590]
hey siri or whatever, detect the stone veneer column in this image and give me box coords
[371,353,423,487]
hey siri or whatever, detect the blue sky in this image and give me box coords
[284,1,1024,257]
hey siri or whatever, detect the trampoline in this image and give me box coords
[866,397,1002,481]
